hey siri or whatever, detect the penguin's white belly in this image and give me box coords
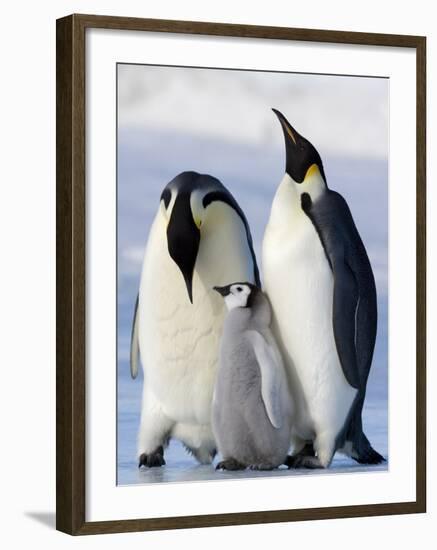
[263,214,357,441]
[139,251,222,426]
[139,213,254,427]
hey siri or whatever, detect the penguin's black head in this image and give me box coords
[166,189,200,304]
[272,108,327,185]
[213,282,258,310]
[163,172,260,304]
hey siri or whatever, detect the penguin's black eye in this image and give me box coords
[236,287,242,292]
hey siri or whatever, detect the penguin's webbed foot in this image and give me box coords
[216,458,246,471]
[295,442,316,458]
[284,442,318,468]
[248,463,275,471]
[138,445,166,468]
[285,455,324,469]
[353,447,386,465]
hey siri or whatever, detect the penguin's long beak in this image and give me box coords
[272,108,300,147]
[272,108,325,184]
[167,193,200,303]
[272,108,304,182]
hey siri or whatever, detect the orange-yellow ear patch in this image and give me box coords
[304,163,320,180]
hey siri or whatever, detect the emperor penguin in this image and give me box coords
[262,109,385,468]
[131,171,260,467]
[212,283,293,470]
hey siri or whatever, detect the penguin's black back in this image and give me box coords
[301,189,377,389]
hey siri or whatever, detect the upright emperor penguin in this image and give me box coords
[212,283,293,471]
[262,109,384,468]
[131,171,260,467]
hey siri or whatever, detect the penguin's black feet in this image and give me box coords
[285,455,324,469]
[289,442,315,460]
[138,445,166,468]
[285,442,318,468]
[353,446,386,465]
[249,463,275,471]
[216,458,246,471]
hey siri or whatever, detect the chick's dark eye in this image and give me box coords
[236,287,242,292]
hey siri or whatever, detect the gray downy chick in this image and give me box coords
[212,283,294,470]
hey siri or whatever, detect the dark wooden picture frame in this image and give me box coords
[56,13,426,535]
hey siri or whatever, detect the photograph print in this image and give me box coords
[117,63,388,485]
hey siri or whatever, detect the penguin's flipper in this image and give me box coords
[247,331,285,429]
[331,259,361,389]
[130,294,140,379]
[301,190,377,390]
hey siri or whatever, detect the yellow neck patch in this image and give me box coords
[304,163,320,180]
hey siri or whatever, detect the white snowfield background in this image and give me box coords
[117,65,389,485]
[1,1,435,549]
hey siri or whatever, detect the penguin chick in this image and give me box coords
[212,283,294,471]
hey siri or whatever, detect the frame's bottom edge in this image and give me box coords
[59,501,424,536]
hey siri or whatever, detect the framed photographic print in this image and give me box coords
[56,14,426,535]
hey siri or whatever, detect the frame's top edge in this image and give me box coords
[57,13,426,48]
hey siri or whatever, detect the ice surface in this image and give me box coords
[117,364,388,485]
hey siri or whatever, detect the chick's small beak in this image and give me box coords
[213,286,228,297]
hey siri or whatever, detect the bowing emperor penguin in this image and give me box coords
[262,109,385,468]
[212,283,293,471]
[131,171,260,467]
